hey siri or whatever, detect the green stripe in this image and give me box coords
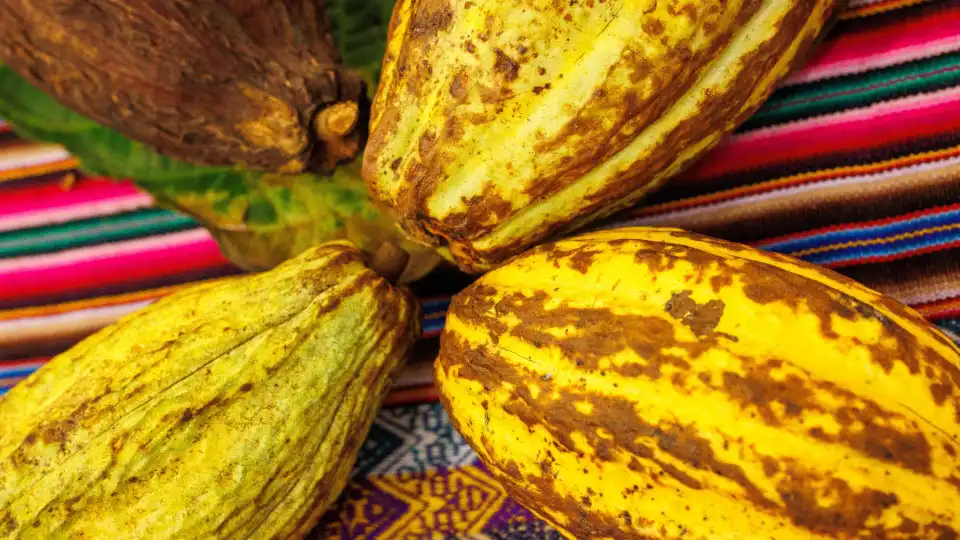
[741,51,960,131]
[937,319,959,344]
[0,208,197,258]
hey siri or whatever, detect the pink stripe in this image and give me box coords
[0,194,154,232]
[681,86,960,182]
[786,5,960,85]
[0,179,142,216]
[0,229,228,302]
[0,181,153,232]
[737,86,960,145]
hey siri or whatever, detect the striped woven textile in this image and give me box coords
[1,0,959,536]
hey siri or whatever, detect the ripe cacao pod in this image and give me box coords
[363,0,842,273]
[0,0,367,174]
[436,227,960,539]
[0,241,421,538]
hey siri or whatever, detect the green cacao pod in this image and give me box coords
[0,241,421,538]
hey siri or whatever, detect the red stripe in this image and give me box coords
[0,358,48,369]
[922,303,960,321]
[825,238,960,268]
[819,3,960,64]
[929,307,960,320]
[0,236,231,304]
[383,385,439,407]
[678,90,960,183]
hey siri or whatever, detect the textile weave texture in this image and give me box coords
[0,0,958,537]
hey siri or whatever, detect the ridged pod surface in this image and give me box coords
[436,227,960,539]
[364,0,841,272]
[0,0,367,174]
[0,241,420,538]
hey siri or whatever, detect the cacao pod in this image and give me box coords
[363,0,841,273]
[436,227,960,539]
[0,241,421,538]
[0,0,367,175]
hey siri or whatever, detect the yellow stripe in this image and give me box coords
[787,222,960,258]
[840,0,932,20]
[0,159,79,183]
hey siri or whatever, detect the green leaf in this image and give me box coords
[327,0,398,90]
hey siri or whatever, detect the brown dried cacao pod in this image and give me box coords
[0,0,368,175]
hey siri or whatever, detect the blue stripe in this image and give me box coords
[0,365,41,378]
[791,227,960,266]
[759,208,960,253]
[423,318,446,334]
[422,297,451,313]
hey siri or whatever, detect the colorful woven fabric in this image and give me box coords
[0,0,959,536]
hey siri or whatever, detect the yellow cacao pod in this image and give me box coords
[363,0,841,273]
[0,241,421,538]
[436,227,960,539]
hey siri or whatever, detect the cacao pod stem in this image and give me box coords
[313,101,363,172]
[316,101,361,137]
[371,242,411,284]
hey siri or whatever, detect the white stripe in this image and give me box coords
[0,300,154,349]
[622,154,960,227]
[0,228,213,273]
[896,288,960,306]
[785,39,960,87]
[0,144,73,173]
[0,193,155,233]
